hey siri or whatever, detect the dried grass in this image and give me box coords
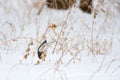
[0,0,120,80]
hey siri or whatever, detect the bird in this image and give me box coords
[37,40,47,59]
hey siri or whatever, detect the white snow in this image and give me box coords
[0,0,120,80]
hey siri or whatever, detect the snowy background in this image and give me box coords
[0,0,120,80]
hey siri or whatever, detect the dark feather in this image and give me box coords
[37,40,47,59]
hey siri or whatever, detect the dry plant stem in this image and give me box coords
[52,22,66,54]
[37,64,57,78]
[89,21,95,56]
[98,52,107,71]
[0,54,2,63]
[105,59,116,72]
[65,50,81,66]
[39,48,66,78]
[43,16,51,39]
[0,31,6,42]
[105,59,120,73]
[98,16,113,72]
[55,52,66,69]
[53,68,67,80]
[0,36,41,45]
[35,19,41,52]
[4,21,16,32]
[89,52,107,80]
[52,8,72,54]
[37,49,66,76]
[91,22,94,55]
[44,25,49,38]
[36,19,40,40]
[113,65,120,73]
[89,71,97,80]
[37,2,46,15]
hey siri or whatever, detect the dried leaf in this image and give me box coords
[49,24,57,30]
[33,1,41,9]
[24,54,28,59]
[26,47,30,52]
[101,8,106,13]
[35,60,40,65]
[94,10,98,18]
[42,33,46,39]
[13,39,17,41]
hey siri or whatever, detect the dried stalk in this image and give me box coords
[52,8,72,54]
[0,36,41,45]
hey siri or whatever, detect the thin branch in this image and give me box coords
[52,7,72,54]
[0,36,41,45]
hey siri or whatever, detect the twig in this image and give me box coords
[52,7,72,54]
[65,50,81,66]
[105,59,116,72]
[0,53,2,63]
[89,51,107,80]
[98,52,107,71]
[113,65,120,73]
[0,36,41,45]
[37,1,46,15]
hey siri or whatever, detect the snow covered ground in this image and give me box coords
[0,0,120,80]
